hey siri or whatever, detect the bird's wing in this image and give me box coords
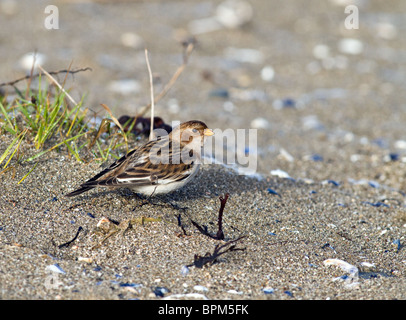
[64,147,139,197]
[82,137,196,187]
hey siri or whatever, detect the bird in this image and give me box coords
[65,120,214,198]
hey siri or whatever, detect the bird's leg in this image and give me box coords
[156,194,188,211]
[131,185,158,211]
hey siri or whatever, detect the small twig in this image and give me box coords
[268,239,308,246]
[25,52,36,100]
[37,64,79,108]
[88,118,111,149]
[136,40,195,118]
[0,67,92,88]
[58,226,83,249]
[144,49,155,141]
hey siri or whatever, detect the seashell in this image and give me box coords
[270,169,291,179]
[162,293,208,300]
[153,286,170,297]
[193,285,209,292]
[267,188,280,197]
[180,265,190,276]
[46,263,66,274]
[263,287,274,294]
[323,258,359,277]
[78,257,93,263]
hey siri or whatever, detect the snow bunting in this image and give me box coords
[65,120,214,197]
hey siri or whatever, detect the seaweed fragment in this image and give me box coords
[190,193,229,240]
[118,116,172,137]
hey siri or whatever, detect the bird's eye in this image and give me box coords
[192,128,198,133]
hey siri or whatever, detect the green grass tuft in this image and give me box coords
[0,74,133,182]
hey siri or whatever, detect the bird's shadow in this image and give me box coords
[64,165,269,204]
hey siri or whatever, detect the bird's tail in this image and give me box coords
[65,185,95,197]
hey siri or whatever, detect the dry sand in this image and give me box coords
[1,0,406,301]
[1,134,406,300]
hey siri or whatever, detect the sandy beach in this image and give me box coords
[1,0,406,300]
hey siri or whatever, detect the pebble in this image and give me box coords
[360,262,375,270]
[153,286,170,297]
[267,188,280,197]
[162,293,208,300]
[108,79,140,95]
[227,289,243,295]
[376,22,397,40]
[322,180,340,187]
[120,32,144,49]
[19,52,46,71]
[348,178,380,188]
[209,88,229,99]
[368,181,380,188]
[167,98,180,114]
[224,47,264,64]
[312,44,330,59]
[223,101,235,112]
[392,239,401,252]
[270,169,291,179]
[250,117,269,129]
[302,115,324,131]
[329,0,357,6]
[279,148,294,162]
[273,98,296,110]
[361,201,389,208]
[188,0,252,35]
[119,282,142,288]
[233,89,268,102]
[307,154,323,162]
[263,287,274,294]
[193,285,209,292]
[284,290,293,297]
[260,66,275,82]
[77,257,93,263]
[394,140,406,149]
[383,153,399,162]
[188,17,222,35]
[338,38,363,55]
[180,265,190,276]
[215,0,253,29]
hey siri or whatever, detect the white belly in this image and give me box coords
[130,164,200,196]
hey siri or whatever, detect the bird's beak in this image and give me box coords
[204,128,214,136]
